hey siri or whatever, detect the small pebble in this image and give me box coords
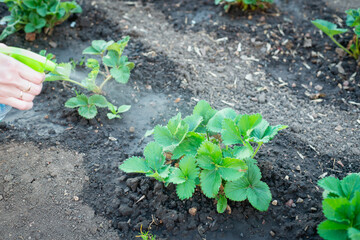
[295,165,301,171]
[129,127,135,133]
[314,85,323,91]
[4,174,13,182]
[73,196,79,201]
[286,199,294,207]
[189,207,197,216]
[311,207,317,212]
[284,175,289,180]
[296,198,304,203]
[0,195,3,201]
[270,231,276,237]
[335,125,343,131]
[271,200,278,206]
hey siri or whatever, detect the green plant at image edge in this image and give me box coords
[312,8,360,60]
[317,173,360,240]
[0,0,82,40]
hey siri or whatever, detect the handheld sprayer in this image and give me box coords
[0,46,64,121]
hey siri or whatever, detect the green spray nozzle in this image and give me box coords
[0,46,57,73]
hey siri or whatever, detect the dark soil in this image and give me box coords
[0,0,359,240]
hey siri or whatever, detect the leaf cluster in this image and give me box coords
[119,100,287,213]
[44,37,134,120]
[312,8,360,60]
[65,92,131,120]
[215,0,273,12]
[317,174,360,240]
[0,0,82,40]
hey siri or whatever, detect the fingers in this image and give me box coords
[0,97,33,111]
[18,63,45,85]
[0,85,36,102]
[0,53,45,85]
[7,77,43,96]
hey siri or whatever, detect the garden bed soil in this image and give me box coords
[0,0,359,239]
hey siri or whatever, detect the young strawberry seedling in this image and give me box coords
[312,8,360,60]
[215,0,273,12]
[317,174,360,240]
[119,100,287,213]
[0,0,82,40]
[46,37,134,119]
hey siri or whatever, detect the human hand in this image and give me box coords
[0,43,45,110]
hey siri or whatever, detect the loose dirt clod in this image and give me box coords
[189,207,197,216]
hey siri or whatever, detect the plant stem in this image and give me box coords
[355,36,359,59]
[252,143,263,158]
[61,78,87,89]
[329,35,354,58]
[99,75,113,90]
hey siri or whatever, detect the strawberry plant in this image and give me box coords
[119,100,287,213]
[0,0,82,40]
[312,8,360,60]
[215,0,273,12]
[45,37,134,119]
[317,174,360,240]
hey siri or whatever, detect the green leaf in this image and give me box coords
[249,120,288,144]
[172,156,200,200]
[217,195,228,213]
[207,108,237,133]
[224,163,271,211]
[24,23,36,33]
[317,220,350,240]
[184,115,203,132]
[23,0,38,9]
[92,40,113,53]
[196,141,222,170]
[111,66,131,84]
[168,168,186,184]
[322,198,353,224]
[219,157,247,180]
[36,3,47,17]
[224,177,249,202]
[107,36,130,56]
[312,19,348,37]
[83,46,101,55]
[65,95,88,108]
[176,179,196,200]
[346,8,360,27]
[143,142,165,171]
[193,100,217,133]
[119,157,150,173]
[154,114,189,151]
[86,58,100,69]
[88,95,108,108]
[235,113,263,138]
[78,105,97,119]
[232,143,254,159]
[352,192,360,227]
[107,113,121,120]
[172,132,205,159]
[144,129,154,138]
[221,118,243,145]
[341,174,360,200]
[103,51,120,68]
[318,176,343,198]
[200,169,221,198]
[348,228,360,240]
[247,181,272,211]
[117,105,131,113]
